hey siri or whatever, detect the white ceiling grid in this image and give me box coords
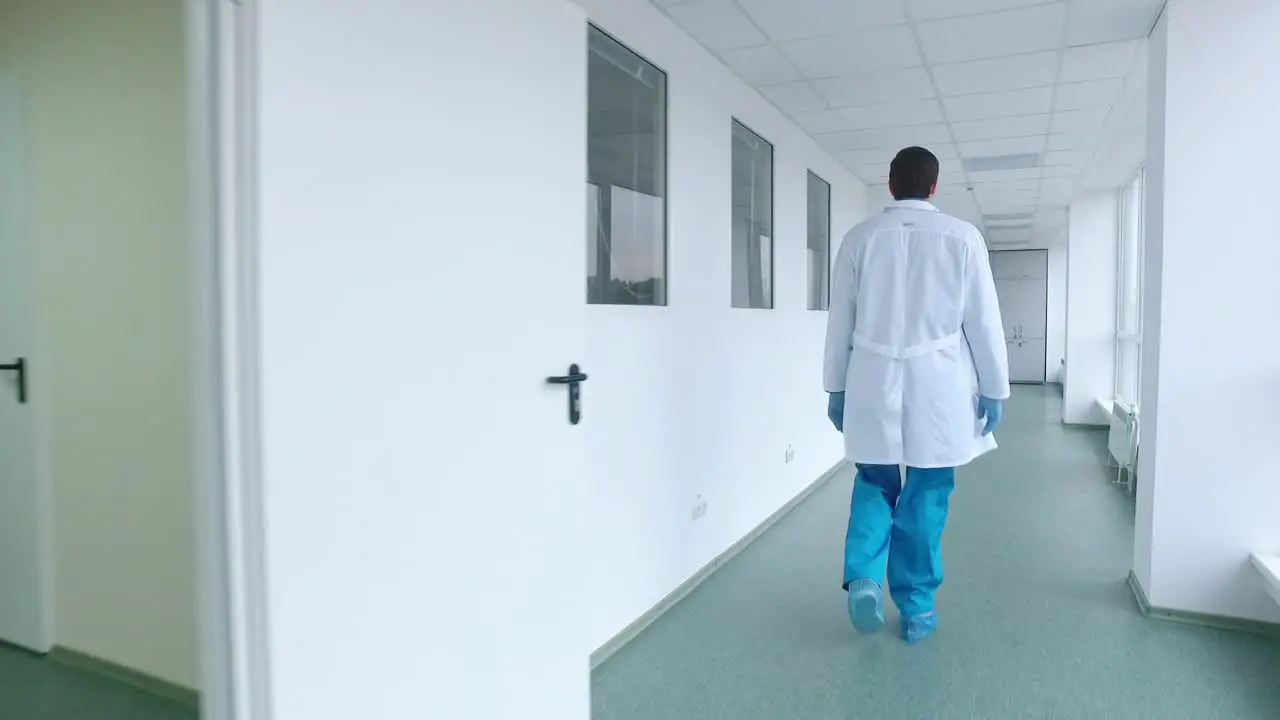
[650,0,1161,247]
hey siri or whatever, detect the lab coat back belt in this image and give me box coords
[851,331,963,360]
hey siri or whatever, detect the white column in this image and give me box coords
[1134,0,1280,622]
[1063,193,1117,425]
[1046,238,1067,383]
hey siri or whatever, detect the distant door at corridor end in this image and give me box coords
[990,249,1049,384]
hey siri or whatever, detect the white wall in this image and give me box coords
[0,0,197,688]
[578,0,864,650]
[1134,0,1280,623]
[1046,236,1067,383]
[1063,193,1118,425]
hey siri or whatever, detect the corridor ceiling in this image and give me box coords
[651,0,1161,247]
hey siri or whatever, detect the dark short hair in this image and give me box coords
[889,147,940,201]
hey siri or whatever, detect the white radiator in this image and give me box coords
[1107,398,1139,492]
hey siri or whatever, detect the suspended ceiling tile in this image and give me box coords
[978,198,1041,215]
[932,192,973,207]
[950,113,1052,142]
[822,123,953,151]
[1050,108,1110,134]
[838,147,898,167]
[1040,165,1079,178]
[915,3,1066,65]
[967,167,1044,183]
[1066,0,1165,47]
[1059,40,1141,82]
[662,0,769,51]
[1047,133,1094,151]
[811,67,936,107]
[1053,78,1123,111]
[737,0,907,42]
[1040,176,1078,197]
[958,135,1046,158]
[1043,148,1092,168]
[931,52,1060,96]
[906,0,1053,22]
[1039,190,1077,206]
[932,191,982,216]
[777,25,921,77]
[982,203,1038,215]
[759,81,829,113]
[854,164,891,183]
[970,178,1041,192]
[979,189,1040,202]
[937,157,966,175]
[974,185,1039,199]
[718,45,801,86]
[836,98,945,130]
[942,86,1055,121]
[791,109,851,135]
[929,142,960,160]
[981,202,1039,216]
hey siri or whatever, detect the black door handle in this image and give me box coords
[546,363,587,425]
[1,357,27,404]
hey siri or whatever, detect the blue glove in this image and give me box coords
[827,392,845,433]
[977,396,1003,436]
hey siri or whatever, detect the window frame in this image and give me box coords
[585,23,670,307]
[729,118,775,310]
[806,170,832,311]
[1113,166,1146,408]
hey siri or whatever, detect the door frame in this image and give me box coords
[2,1,269,714]
[188,1,273,718]
[989,248,1049,384]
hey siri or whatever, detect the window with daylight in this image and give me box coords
[731,119,774,309]
[1114,167,1145,407]
[807,171,831,311]
[586,25,667,306]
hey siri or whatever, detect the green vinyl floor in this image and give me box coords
[0,645,195,720]
[591,385,1280,719]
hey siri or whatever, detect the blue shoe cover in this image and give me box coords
[846,578,884,634]
[901,611,938,645]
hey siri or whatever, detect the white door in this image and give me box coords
[992,249,1048,384]
[0,73,50,653]
[250,1,591,718]
[996,278,1048,383]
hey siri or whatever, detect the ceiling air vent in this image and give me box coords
[985,225,1034,248]
[963,153,1042,173]
[982,213,1034,230]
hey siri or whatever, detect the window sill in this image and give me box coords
[1251,553,1280,608]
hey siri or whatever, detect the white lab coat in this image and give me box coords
[823,199,1010,469]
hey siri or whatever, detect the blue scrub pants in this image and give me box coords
[843,464,956,618]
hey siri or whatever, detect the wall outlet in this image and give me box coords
[691,495,708,521]
[785,445,795,464]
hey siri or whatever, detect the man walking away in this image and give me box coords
[822,146,1010,645]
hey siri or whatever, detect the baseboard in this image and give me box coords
[589,460,847,670]
[50,646,199,708]
[1126,571,1280,639]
